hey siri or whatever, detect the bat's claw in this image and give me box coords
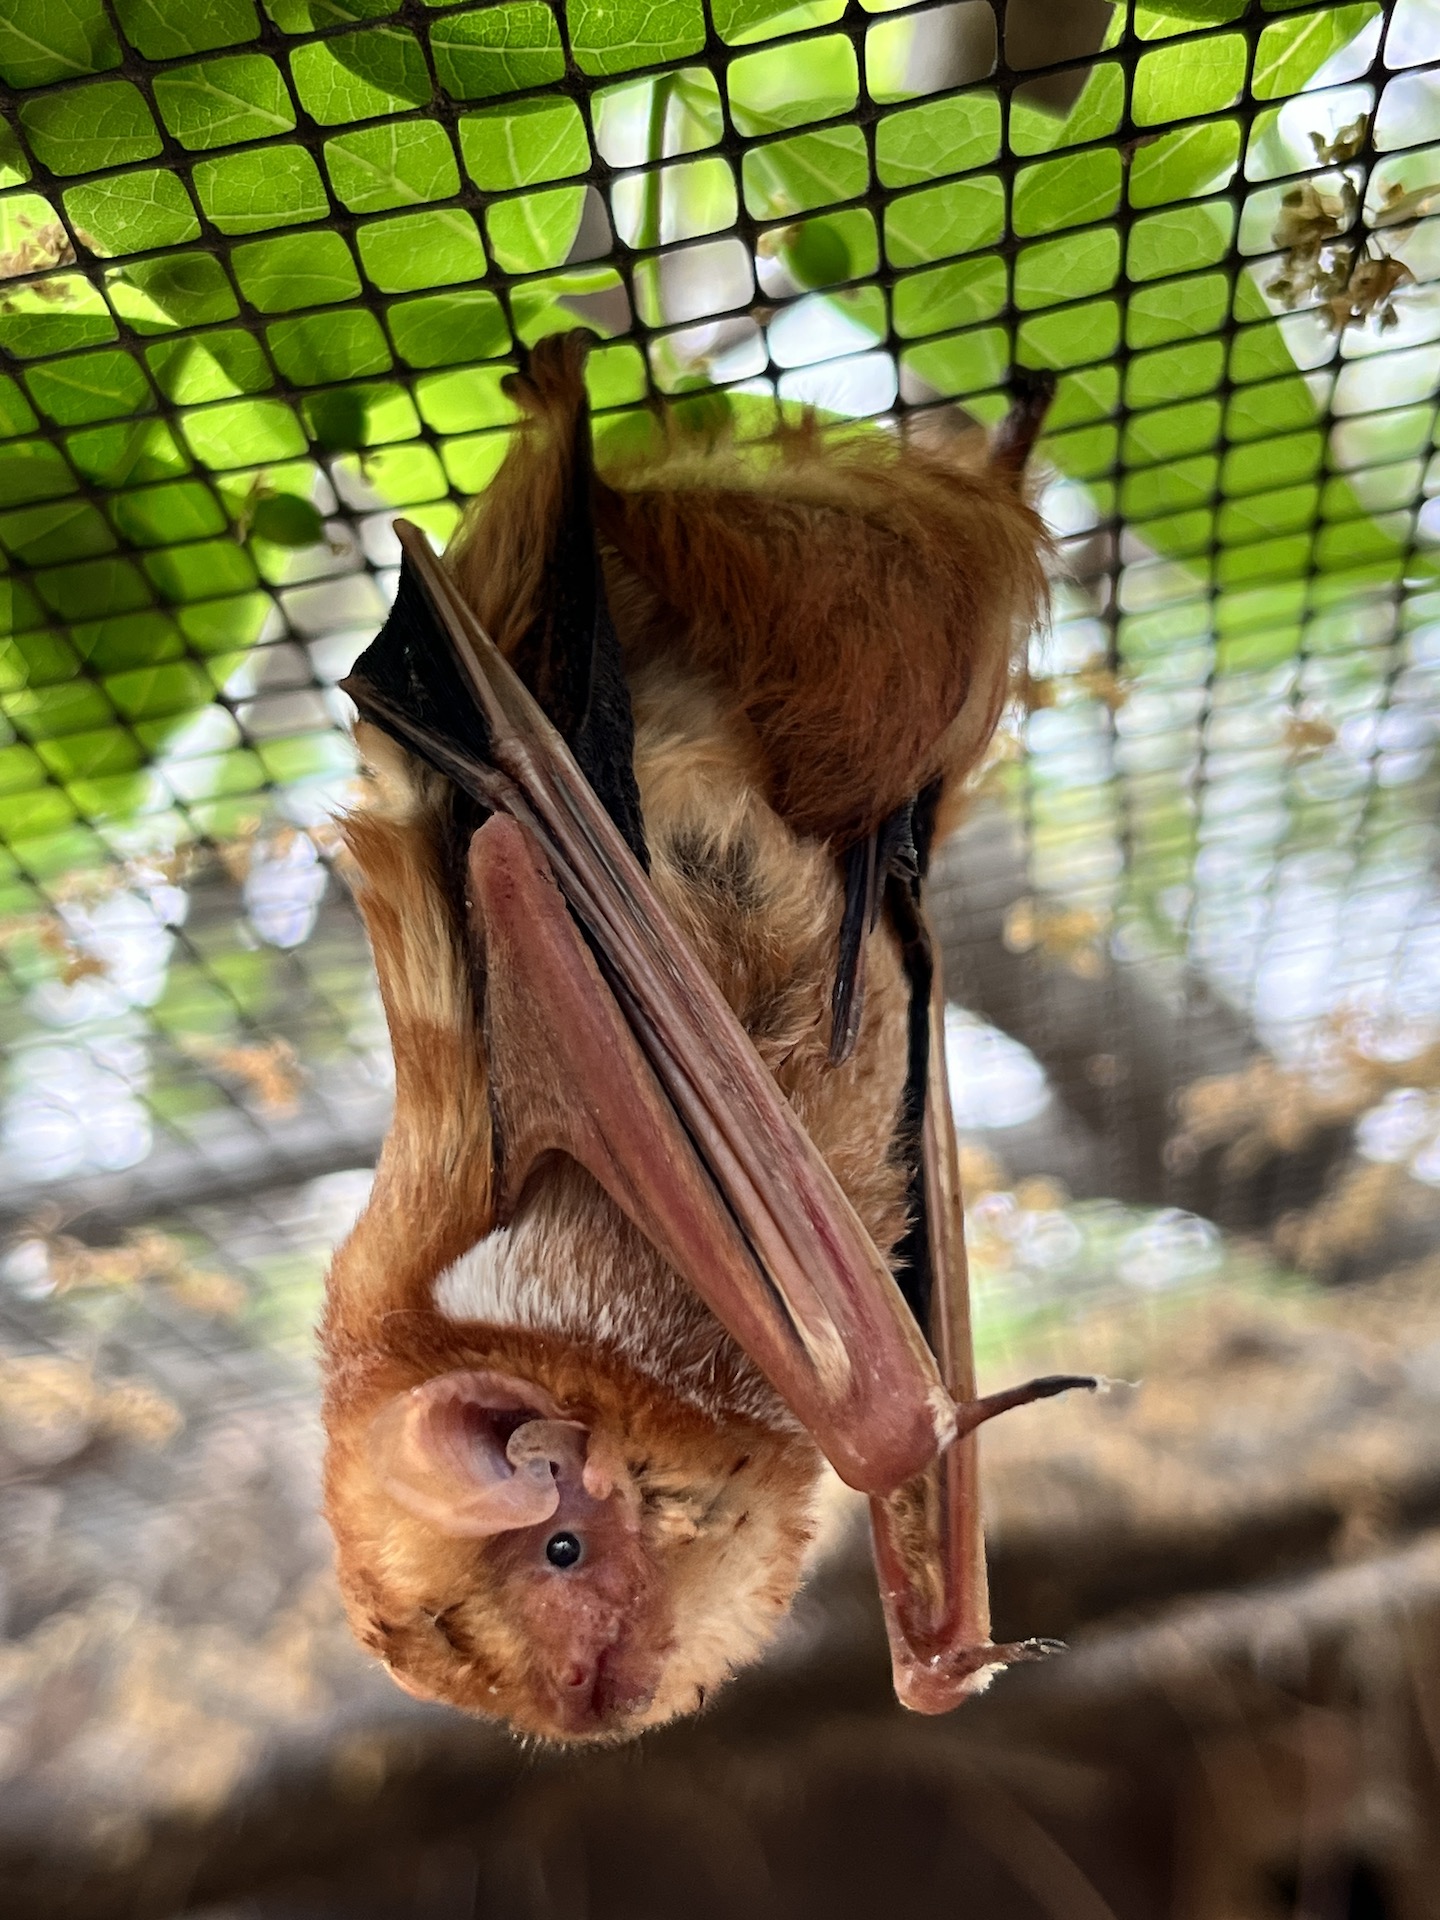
[952,1373,1099,1440]
[991,1635,1068,1666]
[890,1634,1067,1714]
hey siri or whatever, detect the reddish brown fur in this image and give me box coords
[322,334,1047,1741]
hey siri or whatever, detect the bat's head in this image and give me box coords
[323,1335,821,1742]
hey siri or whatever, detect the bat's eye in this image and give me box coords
[544,1530,583,1569]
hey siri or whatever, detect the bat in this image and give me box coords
[321,331,1093,1740]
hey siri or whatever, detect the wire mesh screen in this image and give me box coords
[1,0,1439,1907]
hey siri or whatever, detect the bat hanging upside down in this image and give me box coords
[322,331,1094,1742]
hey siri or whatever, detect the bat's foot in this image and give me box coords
[952,1373,1099,1440]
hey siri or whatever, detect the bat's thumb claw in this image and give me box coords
[993,1636,1068,1667]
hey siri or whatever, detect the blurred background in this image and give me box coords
[2,0,1439,1914]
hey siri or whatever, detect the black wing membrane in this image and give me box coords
[345,337,647,872]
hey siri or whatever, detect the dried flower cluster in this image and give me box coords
[1004,896,1111,978]
[13,1222,247,1318]
[1015,662,1132,716]
[1266,118,1422,334]
[183,1035,303,1114]
[1173,1017,1440,1180]
[0,1355,180,1468]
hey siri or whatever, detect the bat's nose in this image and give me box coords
[548,1646,655,1735]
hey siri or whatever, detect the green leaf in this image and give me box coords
[0,500,116,565]
[1218,483,1318,543]
[485,188,589,274]
[893,257,1007,339]
[324,122,459,212]
[1009,62,1125,156]
[147,331,273,405]
[357,209,488,291]
[1044,423,1119,482]
[900,325,1009,400]
[178,590,273,654]
[567,0,707,77]
[109,481,226,548]
[611,157,737,249]
[113,0,259,60]
[33,555,152,619]
[1047,366,1120,430]
[1013,149,1122,235]
[1126,269,1230,347]
[0,442,78,508]
[712,0,846,43]
[0,0,121,90]
[458,100,590,191]
[0,119,31,187]
[230,232,361,310]
[884,176,1004,269]
[4,677,113,737]
[1013,228,1121,309]
[765,208,877,289]
[1225,373,1322,441]
[24,349,155,427]
[440,430,512,494]
[1123,397,1223,466]
[0,381,40,440]
[63,172,201,256]
[143,539,259,602]
[180,399,309,468]
[193,147,328,234]
[509,267,627,345]
[583,342,649,408]
[289,29,431,125]
[875,93,1001,188]
[384,289,511,368]
[72,610,185,672]
[1129,118,1241,207]
[17,81,161,176]
[0,277,117,360]
[727,36,859,135]
[1135,2,1245,37]
[430,4,565,101]
[106,659,215,716]
[1221,429,1322,496]
[1132,34,1245,125]
[332,442,447,506]
[267,310,392,385]
[263,0,395,27]
[250,492,326,547]
[0,577,47,636]
[1252,4,1380,99]
[415,366,519,436]
[741,125,869,218]
[303,382,420,449]
[1126,340,1225,409]
[67,420,187,488]
[153,56,296,152]
[107,253,240,334]
[1127,199,1235,280]
[1017,298,1121,370]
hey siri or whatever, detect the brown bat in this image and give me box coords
[322,332,1091,1741]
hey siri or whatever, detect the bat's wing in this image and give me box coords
[865,378,1097,1709]
[340,357,953,1500]
[868,870,1092,1709]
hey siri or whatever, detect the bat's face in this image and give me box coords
[324,1340,822,1742]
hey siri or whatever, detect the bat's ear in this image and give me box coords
[367,1370,589,1538]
